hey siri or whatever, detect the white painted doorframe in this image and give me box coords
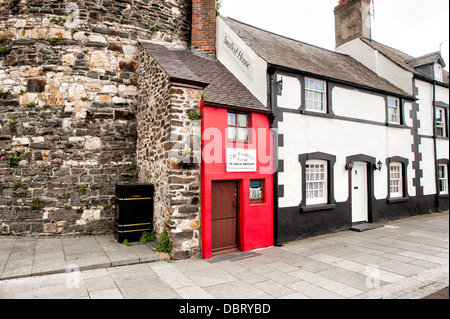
[351,161,368,223]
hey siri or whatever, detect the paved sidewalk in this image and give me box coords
[0,234,159,280]
[0,211,448,299]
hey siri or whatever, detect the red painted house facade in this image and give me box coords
[201,104,274,258]
[139,38,274,259]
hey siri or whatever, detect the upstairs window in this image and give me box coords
[436,107,447,137]
[228,112,250,143]
[387,97,400,125]
[305,78,326,113]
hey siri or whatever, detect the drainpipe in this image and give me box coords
[432,81,439,209]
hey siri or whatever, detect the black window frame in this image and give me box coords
[298,152,336,212]
[386,156,409,203]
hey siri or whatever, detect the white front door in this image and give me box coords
[352,162,368,223]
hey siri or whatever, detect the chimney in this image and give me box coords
[334,0,372,48]
[191,0,217,56]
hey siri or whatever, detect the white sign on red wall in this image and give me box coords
[226,148,257,172]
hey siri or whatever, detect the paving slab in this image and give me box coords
[0,211,448,300]
[0,234,159,280]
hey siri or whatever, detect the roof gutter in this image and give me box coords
[203,101,273,115]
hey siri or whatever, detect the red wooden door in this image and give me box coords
[211,181,239,255]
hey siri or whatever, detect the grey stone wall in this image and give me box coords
[0,0,192,235]
[136,46,201,259]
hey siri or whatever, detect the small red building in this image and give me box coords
[201,104,274,258]
[140,41,274,259]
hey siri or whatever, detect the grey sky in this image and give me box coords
[220,0,450,71]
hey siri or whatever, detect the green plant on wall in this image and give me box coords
[48,37,61,46]
[32,198,44,210]
[186,109,203,121]
[156,227,173,253]
[0,44,11,55]
[3,151,22,166]
[12,180,22,191]
[0,88,11,99]
[9,117,18,126]
[147,25,158,35]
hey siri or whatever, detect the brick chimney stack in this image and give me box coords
[334,0,372,48]
[191,0,217,56]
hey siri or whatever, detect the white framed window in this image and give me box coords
[438,164,448,195]
[388,97,400,124]
[227,112,250,143]
[389,162,403,198]
[436,107,447,137]
[305,78,326,113]
[305,160,327,205]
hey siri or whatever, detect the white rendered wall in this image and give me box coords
[336,38,414,96]
[216,17,268,107]
[332,86,386,122]
[420,138,437,195]
[416,80,435,137]
[277,86,416,208]
[435,84,449,104]
[277,73,301,110]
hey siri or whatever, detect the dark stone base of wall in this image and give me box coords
[276,194,447,244]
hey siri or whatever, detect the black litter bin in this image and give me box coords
[114,183,154,243]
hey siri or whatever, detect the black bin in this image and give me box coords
[114,183,154,243]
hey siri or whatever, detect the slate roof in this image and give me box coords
[139,41,268,112]
[221,17,412,98]
[406,52,446,69]
[360,38,449,84]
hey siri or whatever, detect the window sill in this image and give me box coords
[301,202,336,213]
[300,109,335,119]
[438,194,449,198]
[387,196,410,203]
[386,123,407,129]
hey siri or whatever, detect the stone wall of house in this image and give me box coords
[0,0,192,235]
[136,46,201,259]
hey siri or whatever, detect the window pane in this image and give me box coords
[237,114,247,127]
[227,113,235,126]
[228,127,235,141]
[250,179,264,201]
[237,128,248,141]
[436,109,443,122]
[389,163,402,197]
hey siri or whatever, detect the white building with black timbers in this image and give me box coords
[216,0,449,244]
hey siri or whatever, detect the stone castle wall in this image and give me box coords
[0,0,192,235]
[136,46,201,259]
